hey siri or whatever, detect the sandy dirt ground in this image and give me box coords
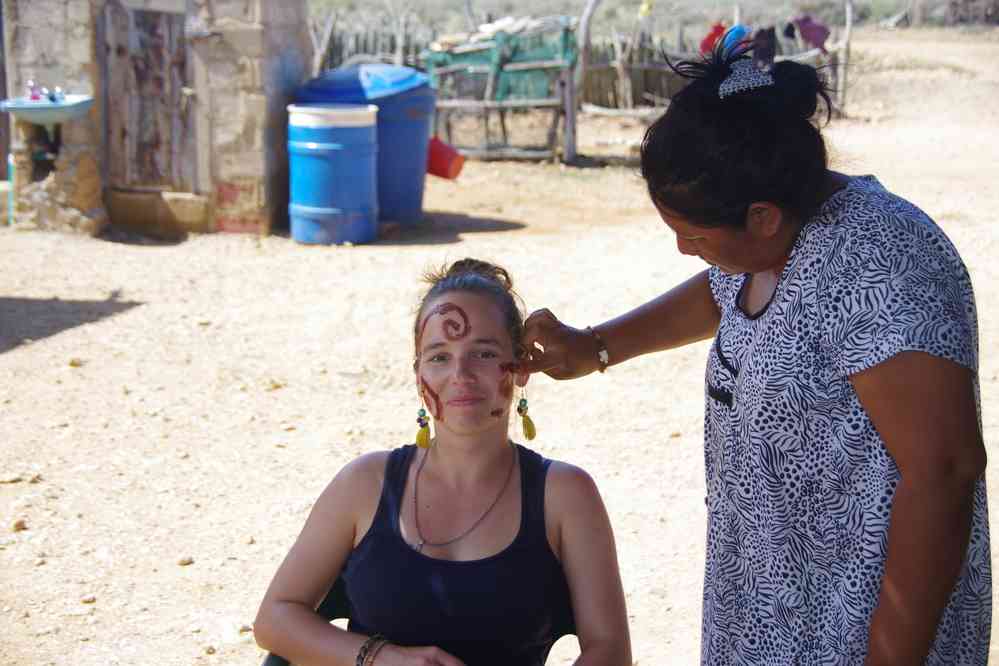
[2,26,999,666]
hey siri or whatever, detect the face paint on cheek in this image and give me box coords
[420,377,444,422]
[490,409,504,418]
[499,373,514,400]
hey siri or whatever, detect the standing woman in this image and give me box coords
[255,259,631,666]
[521,42,990,665]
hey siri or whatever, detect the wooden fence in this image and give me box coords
[318,29,838,110]
[319,30,430,71]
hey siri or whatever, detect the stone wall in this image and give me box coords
[2,0,107,235]
[192,0,311,234]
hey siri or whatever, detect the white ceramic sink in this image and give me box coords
[0,94,94,129]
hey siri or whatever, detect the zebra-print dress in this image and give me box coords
[701,176,990,665]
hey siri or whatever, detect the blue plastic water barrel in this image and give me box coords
[287,104,379,245]
[297,65,436,225]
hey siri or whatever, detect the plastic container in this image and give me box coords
[297,65,436,225]
[287,104,379,245]
[427,137,465,180]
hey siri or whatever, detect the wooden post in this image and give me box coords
[837,0,853,116]
[562,68,577,163]
[574,0,603,89]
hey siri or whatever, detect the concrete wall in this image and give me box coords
[194,0,311,233]
[2,0,106,234]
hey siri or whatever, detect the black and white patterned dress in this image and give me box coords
[702,176,991,664]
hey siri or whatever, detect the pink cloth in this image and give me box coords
[793,15,830,53]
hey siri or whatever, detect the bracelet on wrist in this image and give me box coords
[356,635,385,666]
[364,638,389,666]
[585,326,610,373]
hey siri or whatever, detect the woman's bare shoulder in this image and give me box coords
[317,449,396,505]
[544,459,603,509]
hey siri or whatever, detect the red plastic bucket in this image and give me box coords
[427,136,465,180]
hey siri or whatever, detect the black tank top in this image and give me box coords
[341,444,575,666]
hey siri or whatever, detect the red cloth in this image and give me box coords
[700,22,727,55]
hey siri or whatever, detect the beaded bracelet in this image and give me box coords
[586,326,610,373]
[356,635,385,666]
[364,638,389,666]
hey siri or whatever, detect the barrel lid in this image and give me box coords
[287,103,378,127]
[298,64,429,102]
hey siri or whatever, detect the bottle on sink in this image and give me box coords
[26,79,40,101]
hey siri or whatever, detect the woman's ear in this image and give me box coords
[746,202,784,238]
[514,370,530,388]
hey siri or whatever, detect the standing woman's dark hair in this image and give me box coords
[641,35,834,229]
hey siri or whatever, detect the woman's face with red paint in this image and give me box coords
[414,291,523,438]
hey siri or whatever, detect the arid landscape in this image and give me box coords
[2,25,999,666]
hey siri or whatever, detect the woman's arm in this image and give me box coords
[850,352,986,665]
[253,453,383,665]
[521,270,720,379]
[546,462,632,666]
[255,453,467,666]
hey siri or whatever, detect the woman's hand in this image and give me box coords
[519,309,602,379]
[375,643,466,666]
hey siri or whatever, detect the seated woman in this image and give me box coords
[254,259,631,666]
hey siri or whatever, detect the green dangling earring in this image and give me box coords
[517,394,536,441]
[415,408,431,448]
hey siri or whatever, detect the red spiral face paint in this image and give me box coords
[416,302,470,351]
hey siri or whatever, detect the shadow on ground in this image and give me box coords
[0,294,143,353]
[98,224,188,246]
[269,211,526,246]
[375,211,526,245]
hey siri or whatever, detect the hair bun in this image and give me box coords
[443,258,513,291]
[770,60,825,121]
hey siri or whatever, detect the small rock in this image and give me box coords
[81,595,96,604]
[68,358,85,368]
[204,645,216,655]
[28,473,42,484]
[11,519,27,532]
[178,556,194,566]
[669,431,682,438]
[238,624,252,634]
[1,606,9,612]
[245,536,255,545]
[0,474,23,484]
[35,559,46,567]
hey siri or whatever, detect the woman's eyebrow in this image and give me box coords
[421,337,502,353]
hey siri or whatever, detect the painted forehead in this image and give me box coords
[418,294,509,345]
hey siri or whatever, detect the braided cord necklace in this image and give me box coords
[412,441,518,554]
